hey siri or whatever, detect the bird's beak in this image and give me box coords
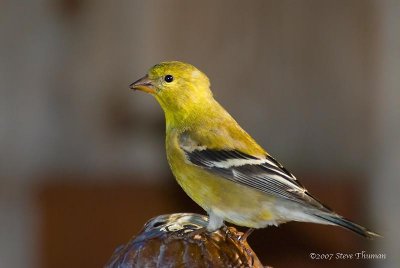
[129,75,156,94]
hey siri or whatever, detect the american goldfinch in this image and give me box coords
[130,61,378,238]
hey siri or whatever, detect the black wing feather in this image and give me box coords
[184,148,326,209]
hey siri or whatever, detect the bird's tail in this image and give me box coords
[312,213,381,239]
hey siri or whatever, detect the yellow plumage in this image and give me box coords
[130,61,379,238]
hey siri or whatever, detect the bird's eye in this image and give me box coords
[164,75,174,83]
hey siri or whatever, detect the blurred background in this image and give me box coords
[1,0,399,267]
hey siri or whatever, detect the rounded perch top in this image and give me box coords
[105,213,264,268]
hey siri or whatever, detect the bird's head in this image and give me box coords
[130,61,212,118]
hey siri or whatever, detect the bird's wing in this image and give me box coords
[179,131,328,209]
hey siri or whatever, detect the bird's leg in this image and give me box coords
[179,213,224,239]
[239,228,255,242]
[207,212,224,232]
[238,227,256,265]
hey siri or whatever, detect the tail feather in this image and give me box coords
[313,213,381,239]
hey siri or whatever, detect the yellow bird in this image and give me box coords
[130,61,378,238]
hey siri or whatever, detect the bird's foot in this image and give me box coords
[182,226,208,240]
[238,228,255,242]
